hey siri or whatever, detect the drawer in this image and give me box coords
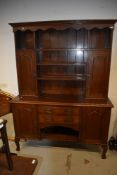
[38,106,79,115]
[38,106,80,125]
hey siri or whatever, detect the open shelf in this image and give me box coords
[38,79,85,101]
[38,94,85,102]
[14,27,112,50]
[36,50,87,65]
[35,28,111,49]
[40,126,79,141]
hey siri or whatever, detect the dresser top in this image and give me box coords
[9,19,117,32]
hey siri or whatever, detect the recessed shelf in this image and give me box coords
[40,126,79,141]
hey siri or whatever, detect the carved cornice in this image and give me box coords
[9,20,117,32]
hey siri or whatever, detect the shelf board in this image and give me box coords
[36,48,85,51]
[36,63,86,66]
[15,48,111,51]
[37,75,86,81]
[36,48,111,51]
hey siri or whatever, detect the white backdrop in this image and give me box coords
[0,0,117,138]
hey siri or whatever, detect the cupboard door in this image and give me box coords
[12,103,38,138]
[81,107,111,144]
[16,50,38,98]
[86,51,111,99]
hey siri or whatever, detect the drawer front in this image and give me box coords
[38,106,80,125]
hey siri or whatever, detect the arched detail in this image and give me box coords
[13,26,114,32]
[40,125,78,135]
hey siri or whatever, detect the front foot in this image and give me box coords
[101,144,107,159]
[15,137,20,151]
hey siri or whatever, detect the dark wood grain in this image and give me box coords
[9,20,116,158]
[0,92,13,116]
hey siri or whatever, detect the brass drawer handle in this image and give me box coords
[24,108,31,112]
[45,110,52,114]
[45,114,52,122]
[65,109,73,115]
[44,107,53,114]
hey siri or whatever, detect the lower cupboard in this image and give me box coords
[11,100,112,159]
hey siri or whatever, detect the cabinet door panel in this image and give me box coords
[12,103,38,138]
[86,51,110,99]
[81,107,111,144]
[16,50,38,97]
[89,28,112,49]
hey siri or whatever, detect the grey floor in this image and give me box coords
[1,113,117,175]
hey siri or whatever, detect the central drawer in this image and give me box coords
[38,105,80,125]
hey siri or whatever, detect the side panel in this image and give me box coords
[16,50,38,98]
